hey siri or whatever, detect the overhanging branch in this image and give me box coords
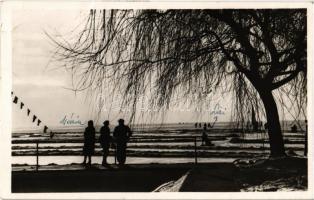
[271,70,300,90]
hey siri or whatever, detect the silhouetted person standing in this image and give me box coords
[100,120,111,166]
[202,124,211,146]
[83,120,95,166]
[113,119,132,165]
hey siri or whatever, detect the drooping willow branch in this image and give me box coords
[49,9,307,126]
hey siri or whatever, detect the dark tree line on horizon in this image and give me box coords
[51,9,307,157]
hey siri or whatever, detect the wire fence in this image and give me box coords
[31,136,200,171]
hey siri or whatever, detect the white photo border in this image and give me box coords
[0,1,313,199]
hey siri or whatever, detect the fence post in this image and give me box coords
[194,137,197,164]
[36,141,39,171]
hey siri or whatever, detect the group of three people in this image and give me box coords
[83,118,132,166]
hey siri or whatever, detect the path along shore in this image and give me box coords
[12,157,307,192]
[12,163,240,192]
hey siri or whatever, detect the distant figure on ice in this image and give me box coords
[113,119,133,165]
[202,124,211,146]
[207,116,217,128]
[207,122,214,128]
[195,123,198,128]
[99,120,111,166]
[83,120,96,166]
[291,124,298,133]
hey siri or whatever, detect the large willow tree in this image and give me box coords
[53,9,307,157]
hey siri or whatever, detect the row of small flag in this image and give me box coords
[12,91,54,138]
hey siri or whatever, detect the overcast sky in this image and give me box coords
[12,9,234,131]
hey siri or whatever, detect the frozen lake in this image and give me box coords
[11,123,306,167]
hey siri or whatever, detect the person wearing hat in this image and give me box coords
[99,120,111,166]
[113,119,133,165]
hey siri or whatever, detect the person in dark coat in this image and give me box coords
[201,124,211,146]
[113,119,132,165]
[99,120,111,166]
[83,120,96,166]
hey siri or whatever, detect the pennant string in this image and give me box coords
[12,91,53,138]
[33,115,37,123]
[44,126,48,133]
[13,96,18,104]
[20,102,24,109]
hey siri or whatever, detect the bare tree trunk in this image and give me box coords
[259,89,286,157]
